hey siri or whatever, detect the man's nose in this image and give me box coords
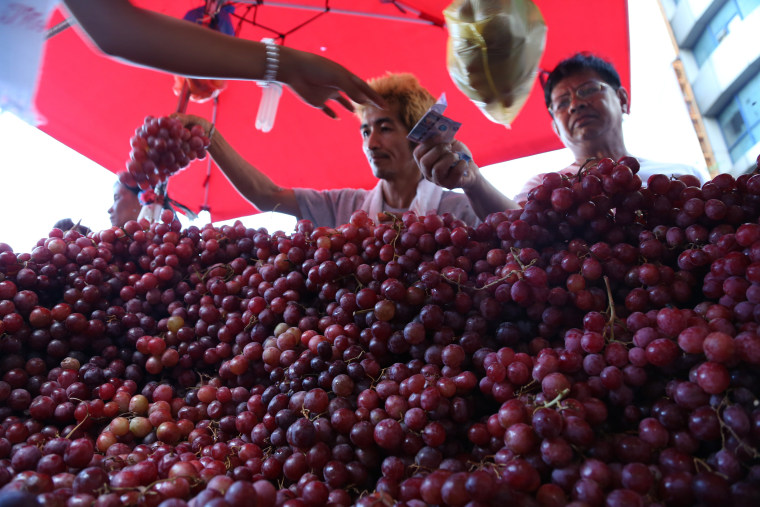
[365,129,381,149]
[568,94,588,114]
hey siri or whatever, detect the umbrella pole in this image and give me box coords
[46,17,75,40]
[200,96,220,220]
[176,81,191,114]
[234,1,443,26]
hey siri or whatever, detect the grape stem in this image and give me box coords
[65,399,90,439]
[301,406,326,421]
[357,490,395,506]
[477,268,522,290]
[715,397,760,459]
[515,379,539,397]
[200,262,235,282]
[367,367,385,388]
[692,457,720,476]
[541,388,570,410]
[345,350,365,364]
[603,275,617,342]
[575,157,600,182]
[142,475,203,494]
[440,271,464,291]
[509,247,538,272]
[243,314,258,332]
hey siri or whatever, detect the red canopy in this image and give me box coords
[36,0,630,222]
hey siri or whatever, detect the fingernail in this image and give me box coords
[456,151,471,163]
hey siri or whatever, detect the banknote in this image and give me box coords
[407,93,462,144]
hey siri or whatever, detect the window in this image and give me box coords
[694,32,716,66]
[720,101,745,147]
[737,73,760,126]
[730,133,755,162]
[712,1,740,31]
[718,73,760,162]
[692,0,760,66]
[737,0,760,17]
[752,123,760,151]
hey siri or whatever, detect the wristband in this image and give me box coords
[262,38,279,83]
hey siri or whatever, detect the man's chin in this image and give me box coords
[370,166,388,180]
[571,127,605,143]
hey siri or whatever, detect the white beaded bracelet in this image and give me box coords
[262,38,279,83]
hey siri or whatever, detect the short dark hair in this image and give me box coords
[543,53,621,110]
[53,218,91,235]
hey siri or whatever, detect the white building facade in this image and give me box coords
[662,0,760,175]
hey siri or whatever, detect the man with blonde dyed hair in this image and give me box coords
[354,73,435,134]
[176,73,480,227]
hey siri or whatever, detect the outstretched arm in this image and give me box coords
[174,114,301,217]
[414,139,519,220]
[61,0,384,117]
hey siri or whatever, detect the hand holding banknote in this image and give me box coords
[407,94,462,144]
[413,138,478,191]
[410,93,519,219]
[409,94,479,191]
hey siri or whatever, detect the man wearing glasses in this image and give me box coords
[513,53,707,204]
[416,53,706,207]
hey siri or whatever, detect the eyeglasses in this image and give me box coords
[550,81,610,114]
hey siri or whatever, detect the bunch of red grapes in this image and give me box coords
[1,155,760,506]
[126,116,210,190]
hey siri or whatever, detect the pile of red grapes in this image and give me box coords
[1,156,760,506]
[126,116,210,190]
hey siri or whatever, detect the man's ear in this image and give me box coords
[618,87,630,114]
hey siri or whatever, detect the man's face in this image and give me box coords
[108,183,141,227]
[549,69,628,150]
[360,103,418,181]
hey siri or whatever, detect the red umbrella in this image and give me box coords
[36,0,630,222]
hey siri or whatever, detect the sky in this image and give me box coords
[0,0,709,253]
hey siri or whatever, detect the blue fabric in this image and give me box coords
[183,4,235,35]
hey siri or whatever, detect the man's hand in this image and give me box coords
[413,139,479,190]
[170,113,300,217]
[281,49,385,119]
[415,138,519,219]
[171,113,213,139]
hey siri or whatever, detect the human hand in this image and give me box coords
[413,139,478,190]
[171,113,214,138]
[279,48,385,118]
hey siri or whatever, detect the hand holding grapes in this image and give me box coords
[171,113,214,142]
[170,112,302,217]
[126,115,210,190]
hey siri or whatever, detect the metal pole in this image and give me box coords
[233,0,443,26]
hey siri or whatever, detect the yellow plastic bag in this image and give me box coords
[444,0,547,126]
